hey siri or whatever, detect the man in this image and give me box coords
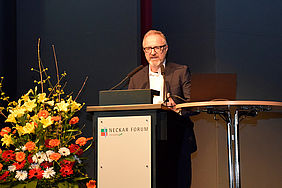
[128,30,197,188]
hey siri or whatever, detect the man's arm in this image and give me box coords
[180,65,191,102]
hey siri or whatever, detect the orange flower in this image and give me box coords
[69,117,79,125]
[25,141,36,151]
[15,152,26,162]
[75,137,93,146]
[0,148,2,154]
[0,127,11,136]
[51,116,61,121]
[33,122,38,128]
[38,109,49,118]
[86,180,96,188]
[49,153,61,161]
[0,163,3,171]
[49,139,60,147]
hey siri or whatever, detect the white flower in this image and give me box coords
[32,155,37,163]
[32,152,47,164]
[58,147,70,156]
[15,170,28,181]
[46,150,55,162]
[16,146,26,151]
[8,165,17,172]
[21,146,27,151]
[74,155,82,164]
[43,167,56,179]
[29,163,40,169]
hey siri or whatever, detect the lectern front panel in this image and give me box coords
[98,116,151,188]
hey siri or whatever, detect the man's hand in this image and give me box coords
[164,93,181,113]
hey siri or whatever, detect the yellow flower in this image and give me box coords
[67,96,81,112]
[40,116,53,128]
[55,100,69,112]
[71,101,81,112]
[38,93,48,103]
[15,125,24,136]
[11,107,26,118]
[30,115,39,122]
[22,122,35,134]
[1,134,13,147]
[5,113,17,123]
[23,99,37,112]
[21,89,33,102]
[46,100,54,106]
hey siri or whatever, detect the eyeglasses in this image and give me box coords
[143,44,167,54]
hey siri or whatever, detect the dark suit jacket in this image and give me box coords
[128,62,191,104]
[128,62,197,154]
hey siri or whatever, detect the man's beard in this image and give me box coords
[149,59,162,67]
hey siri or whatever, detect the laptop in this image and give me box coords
[190,73,237,102]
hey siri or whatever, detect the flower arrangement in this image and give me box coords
[0,40,96,188]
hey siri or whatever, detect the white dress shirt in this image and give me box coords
[149,61,166,104]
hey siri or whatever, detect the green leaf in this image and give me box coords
[11,180,38,188]
[73,177,89,181]
[66,129,80,132]
[0,183,11,188]
[58,181,79,188]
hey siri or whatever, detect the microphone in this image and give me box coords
[160,64,165,76]
[110,65,144,90]
[127,64,144,78]
[160,64,166,102]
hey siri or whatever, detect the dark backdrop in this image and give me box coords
[1,0,282,187]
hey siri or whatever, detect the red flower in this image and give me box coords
[76,149,83,156]
[25,141,36,151]
[38,109,49,118]
[86,180,96,188]
[44,139,52,148]
[13,160,26,170]
[51,116,61,121]
[29,168,44,180]
[49,153,61,161]
[0,127,11,137]
[49,139,60,147]
[69,117,79,125]
[2,150,15,162]
[40,162,53,169]
[60,165,74,177]
[0,171,9,181]
[15,152,26,162]
[27,154,33,163]
[75,137,87,146]
[69,144,80,153]
[76,137,93,146]
[60,160,75,168]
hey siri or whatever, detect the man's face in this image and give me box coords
[143,34,168,68]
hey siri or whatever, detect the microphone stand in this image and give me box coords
[110,65,144,90]
[160,64,167,104]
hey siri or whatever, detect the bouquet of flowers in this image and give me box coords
[0,40,96,188]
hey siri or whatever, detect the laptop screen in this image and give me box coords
[190,73,237,102]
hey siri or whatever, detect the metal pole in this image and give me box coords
[227,111,234,188]
[234,110,241,188]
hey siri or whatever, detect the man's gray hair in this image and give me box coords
[143,30,167,44]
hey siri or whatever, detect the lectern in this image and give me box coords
[87,103,179,188]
